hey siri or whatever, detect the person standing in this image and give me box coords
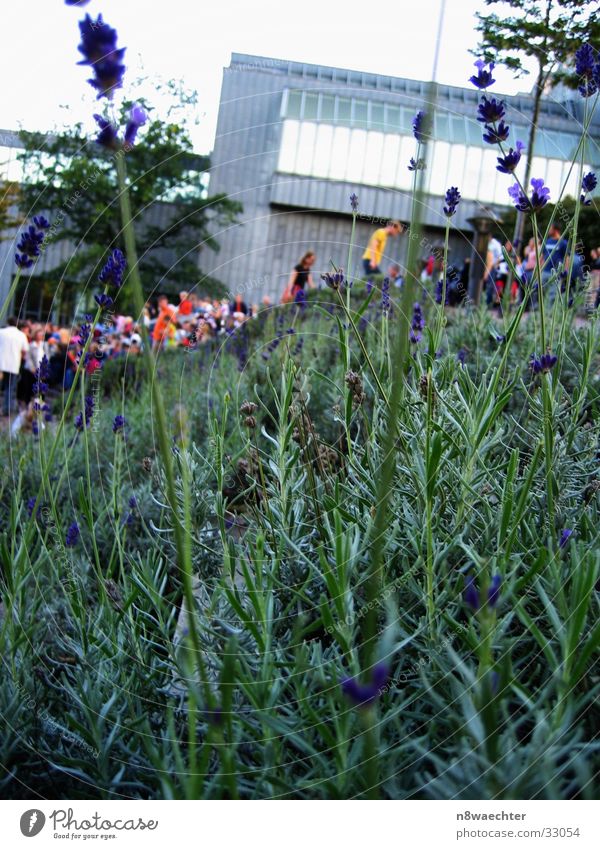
[0,318,29,418]
[282,251,316,302]
[362,221,403,277]
[19,327,48,406]
[152,295,177,350]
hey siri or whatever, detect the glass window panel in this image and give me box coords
[400,107,414,134]
[386,105,401,131]
[304,93,318,120]
[330,126,351,181]
[478,149,499,202]
[428,141,450,197]
[363,131,384,185]
[320,95,335,122]
[531,156,548,185]
[285,91,302,119]
[447,144,466,192]
[277,119,299,172]
[532,132,549,158]
[337,98,352,125]
[380,134,401,186]
[347,128,367,184]
[354,100,368,129]
[462,146,483,198]
[545,159,564,197]
[450,116,467,145]
[466,119,482,146]
[435,113,449,142]
[312,124,334,178]
[395,136,414,189]
[295,121,317,174]
[371,103,385,132]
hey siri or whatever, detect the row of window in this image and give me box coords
[277,119,590,206]
[282,89,592,161]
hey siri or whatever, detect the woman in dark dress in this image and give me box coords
[283,251,316,302]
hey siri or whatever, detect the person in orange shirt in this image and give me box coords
[152,295,177,350]
[362,220,403,277]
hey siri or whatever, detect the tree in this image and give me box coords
[17,94,241,312]
[0,178,23,239]
[474,0,600,247]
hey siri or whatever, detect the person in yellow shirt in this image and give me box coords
[362,220,403,277]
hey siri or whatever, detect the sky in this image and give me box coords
[1,0,538,154]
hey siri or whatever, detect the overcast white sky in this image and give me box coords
[1,0,537,153]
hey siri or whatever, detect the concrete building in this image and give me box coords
[208,52,600,303]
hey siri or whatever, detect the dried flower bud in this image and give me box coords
[244,415,257,429]
[142,456,152,473]
[240,400,257,415]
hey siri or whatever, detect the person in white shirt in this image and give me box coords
[0,318,29,417]
[19,327,48,406]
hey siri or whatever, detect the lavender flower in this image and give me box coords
[33,355,50,396]
[15,217,48,268]
[65,522,80,547]
[26,497,42,519]
[457,347,467,365]
[341,662,389,708]
[529,352,557,374]
[349,192,359,212]
[575,43,598,97]
[99,248,127,289]
[477,96,505,124]
[482,120,510,144]
[112,414,126,433]
[508,178,550,214]
[321,271,345,290]
[124,104,148,147]
[65,1,91,5]
[412,110,427,142]
[559,528,573,549]
[74,395,95,431]
[464,574,502,612]
[94,293,114,310]
[77,14,126,99]
[487,574,502,608]
[581,171,597,205]
[496,141,525,174]
[93,114,120,150]
[410,302,425,344]
[381,277,391,315]
[435,278,449,305]
[469,59,496,90]
[443,186,461,217]
[408,157,426,172]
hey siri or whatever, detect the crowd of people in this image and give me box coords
[1,220,600,425]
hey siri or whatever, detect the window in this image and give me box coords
[354,100,368,129]
[313,124,334,178]
[371,103,385,132]
[320,95,335,122]
[363,131,384,185]
[380,134,401,186]
[463,146,483,198]
[285,91,302,119]
[336,98,352,125]
[329,126,351,181]
[304,93,318,120]
[296,122,317,173]
[347,129,367,184]
[277,120,299,172]
[428,141,450,196]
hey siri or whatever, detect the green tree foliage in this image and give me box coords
[501,196,600,261]
[17,98,241,309]
[0,179,23,240]
[474,0,600,245]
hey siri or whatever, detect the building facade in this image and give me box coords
[208,53,599,303]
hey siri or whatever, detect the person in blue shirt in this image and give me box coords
[542,222,569,304]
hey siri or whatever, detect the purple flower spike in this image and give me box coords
[443,186,461,217]
[65,522,80,548]
[99,248,127,289]
[487,574,502,608]
[575,43,598,97]
[496,141,525,174]
[477,96,505,124]
[581,171,597,205]
[508,178,550,214]
[113,415,126,434]
[464,575,480,611]
[559,528,573,549]
[341,662,390,708]
[124,104,148,147]
[77,14,126,99]
[349,192,359,212]
[412,110,427,142]
[482,120,510,144]
[469,59,496,90]
[408,157,426,172]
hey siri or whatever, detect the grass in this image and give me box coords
[1,287,599,799]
